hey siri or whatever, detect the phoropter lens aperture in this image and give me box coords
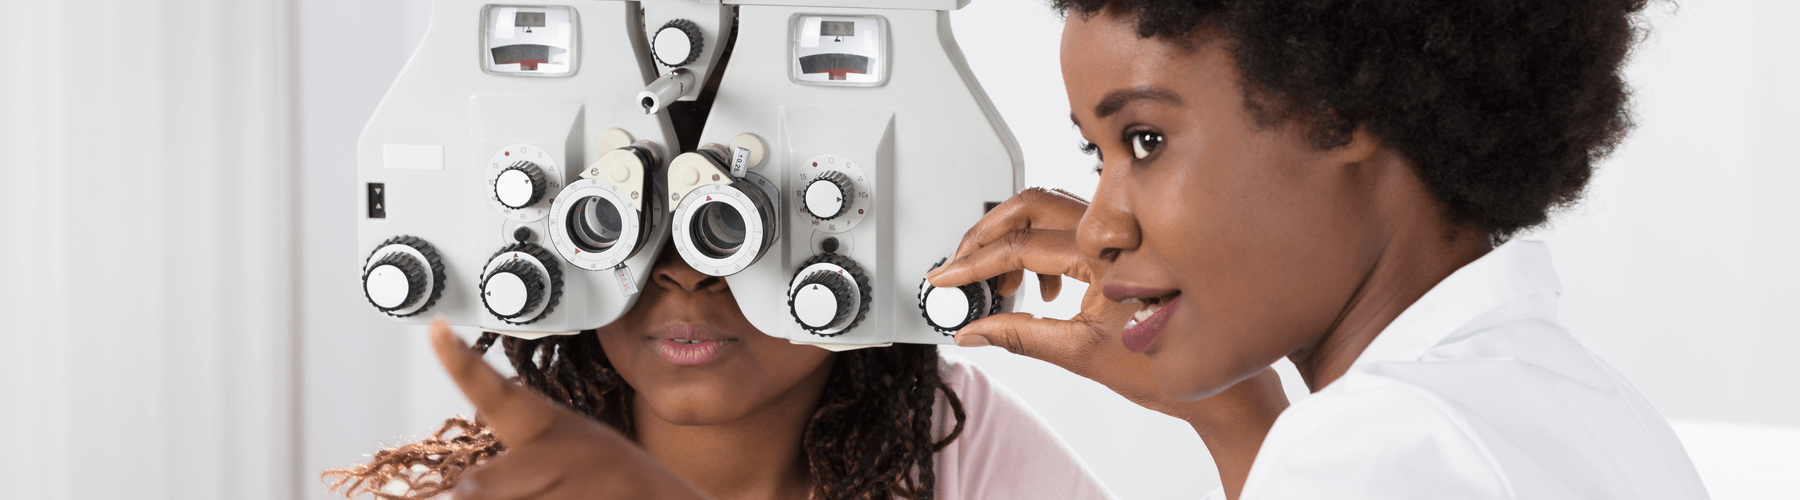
[692,201,748,259]
[569,196,624,253]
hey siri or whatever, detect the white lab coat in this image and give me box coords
[1211,240,1709,500]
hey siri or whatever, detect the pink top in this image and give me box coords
[929,355,1114,500]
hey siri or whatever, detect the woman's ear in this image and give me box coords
[1328,125,1382,168]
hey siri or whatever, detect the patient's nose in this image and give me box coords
[654,249,728,293]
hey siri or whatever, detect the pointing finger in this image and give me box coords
[929,228,1098,289]
[952,187,1091,260]
[430,320,559,447]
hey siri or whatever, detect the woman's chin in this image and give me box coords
[637,388,757,426]
[1146,348,1243,402]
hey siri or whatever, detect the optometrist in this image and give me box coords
[924,0,1710,499]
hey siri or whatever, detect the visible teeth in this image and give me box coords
[1132,301,1164,323]
[674,339,701,344]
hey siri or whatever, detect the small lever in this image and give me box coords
[637,69,696,114]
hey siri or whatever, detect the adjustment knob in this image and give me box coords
[921,282,986,332]
[791,271,855,330]
[480,242,564,324]
[365,253,427,312]
[787,253,872,335]
[482,260,545,320]
[362,235,447,317]
[918,258,1003,334]
[803,171,855,220]
[495,161,548,209]
[653,19,704,67]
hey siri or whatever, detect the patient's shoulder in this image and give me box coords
[930,353,1113,500]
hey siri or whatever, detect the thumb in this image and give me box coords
[430,320,560,447]
[954,313,1097,369]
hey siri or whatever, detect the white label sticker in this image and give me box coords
[383,144,444,170]
[613,265,639,295]
[730,147,752,178]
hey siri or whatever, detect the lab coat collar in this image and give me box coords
[1349,239,1562,370]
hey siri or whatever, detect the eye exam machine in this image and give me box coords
[357,0,1020,347]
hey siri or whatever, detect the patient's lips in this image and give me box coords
[652,323,734,365]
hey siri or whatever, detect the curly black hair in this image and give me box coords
[325,331,965,500]
[1054,0,1650,240]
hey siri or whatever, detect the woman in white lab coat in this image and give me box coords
[924,0,1710,499]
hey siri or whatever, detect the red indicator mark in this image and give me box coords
[811,162,818,167]
[505,151,511,156]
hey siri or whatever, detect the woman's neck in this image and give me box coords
[1288,161,1494,392]
[632,361,834,500]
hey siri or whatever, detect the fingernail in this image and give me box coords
[955,335,990,348]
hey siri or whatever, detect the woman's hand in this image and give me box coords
[928,187,1193,415]
[928,187,1288,499]
[429,320,714,500]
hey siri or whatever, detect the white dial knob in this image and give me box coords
[478,242,563,325]
[804,171,855,220]
[653,20,703,67]
[786,254,871,336]
[361,235,446,318]
[364,258,423,310]
[495,161,547,209]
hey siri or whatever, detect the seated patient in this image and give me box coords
[326,247,1110,500]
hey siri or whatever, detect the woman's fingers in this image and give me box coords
[429,320,559,446]
[451,451,562,500]
[1038,273,1064,302]
[954,313,1092,360]
[951,187,1091,260]
[929,228,1098,289]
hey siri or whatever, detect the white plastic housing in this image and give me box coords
[700,1,1021,346]
[358,0,677,336]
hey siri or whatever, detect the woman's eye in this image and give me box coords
[1131,131,1163,160]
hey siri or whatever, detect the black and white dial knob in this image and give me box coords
[920,282,986,332]
[495,161,548,209]
[653,19,704,67]
[787,254,872,336]
[361,235,446,318]
[791,271,854,330]
[482,260,543,320]
[918,259,1003,334]
[803,171,855,220]
[479,242,563,325]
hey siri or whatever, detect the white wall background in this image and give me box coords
[2,0,1795,499]
[0,0,298,499]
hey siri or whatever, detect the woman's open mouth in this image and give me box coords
[1120,293,1181,353]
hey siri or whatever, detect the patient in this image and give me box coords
[325,247,1109,500]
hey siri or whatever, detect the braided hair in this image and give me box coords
[325,331,966,500]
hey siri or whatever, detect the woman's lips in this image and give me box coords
[650,323,734,366]
[1102,285,1178,303]
[1121,296,1181,353]
[655,338,725,365]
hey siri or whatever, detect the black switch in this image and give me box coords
[368,183,386,219]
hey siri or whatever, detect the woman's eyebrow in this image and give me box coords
[1095,87,1183,118]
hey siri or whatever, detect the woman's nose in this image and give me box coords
[1077,168,1141,261]
[653,248,729,293]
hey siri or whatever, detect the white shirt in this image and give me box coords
[1220,240,1709,500]
[932,355,1115,500]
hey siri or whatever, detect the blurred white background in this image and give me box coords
[1,0,1795,499]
